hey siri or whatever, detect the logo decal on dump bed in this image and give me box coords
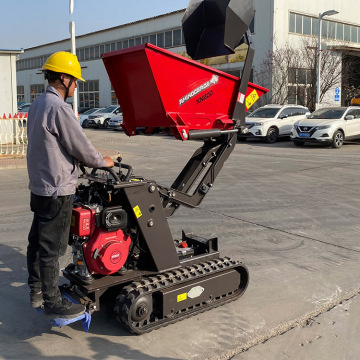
[179,75,219,106]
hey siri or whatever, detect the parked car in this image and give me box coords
[17,103,31,112]
[79,108,105,128]
[108,115,124,130]
[17,104,31,114]
[290,106,360,149]
[238,104,310,143]
[78,107,93,114]
[87,105,122,128]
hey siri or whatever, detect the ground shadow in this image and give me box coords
[0,242,183,360]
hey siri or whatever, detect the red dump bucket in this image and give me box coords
[103,43,267,140]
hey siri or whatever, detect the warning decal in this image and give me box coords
[177,293,187,302]
[246,89,260,110]
[133,205,142,218]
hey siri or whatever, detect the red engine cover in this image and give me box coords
[83,227,131,275]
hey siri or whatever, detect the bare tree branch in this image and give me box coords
[254,36,356,111]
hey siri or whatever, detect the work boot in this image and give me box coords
[43,298,85,319]
[30,291,44,308]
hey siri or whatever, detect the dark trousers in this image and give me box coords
[27,192,72,306]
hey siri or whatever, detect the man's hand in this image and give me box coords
[104,156,114,167]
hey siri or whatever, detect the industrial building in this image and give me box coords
[16,0,360,111]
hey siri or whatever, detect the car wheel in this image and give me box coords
[265,127,278,144]
[237,136,247,142]
[331,130,344,149]
[293,140,305,146]
[82,119,88,128]
[103,119,110,128]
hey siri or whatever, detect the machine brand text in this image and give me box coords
[196,90,213,104]
[179,75,219,106]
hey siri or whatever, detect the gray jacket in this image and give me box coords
[27,86,106,197]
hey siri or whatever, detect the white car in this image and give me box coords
[79,108,105,128]
[108,115,123,130]
[238,105,310,143]
[87,105,122,128]
[290,106,360,148]
[17,104,31,114]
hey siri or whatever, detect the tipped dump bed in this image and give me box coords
[103,43,267,140]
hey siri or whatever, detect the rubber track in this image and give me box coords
[114,257,248,334]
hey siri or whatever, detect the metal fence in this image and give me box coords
[0,115,27,156]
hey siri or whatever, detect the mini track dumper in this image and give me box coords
[62,0,268,334]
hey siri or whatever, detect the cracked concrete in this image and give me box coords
[228,288,360,359]
[232,290,360,360]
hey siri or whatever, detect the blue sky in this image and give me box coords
[1,0,189,49]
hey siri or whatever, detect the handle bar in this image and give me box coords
[80,162,133,183]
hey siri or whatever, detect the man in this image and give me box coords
[26,51,114,320]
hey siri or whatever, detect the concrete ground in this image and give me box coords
[1,129,360,360]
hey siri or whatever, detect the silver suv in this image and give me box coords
[238,104,310,143]
[87,105,122,128]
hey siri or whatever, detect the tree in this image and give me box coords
[254,37,354,112]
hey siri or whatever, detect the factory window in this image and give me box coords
[78,80,99,108]
[289,13,295,33]
[344,24,351,41]
[111,84,118,105]
[165,31,173,47]
[321,20,328,38]
[173,29,182,46]
[249,17,255,33]
[30,84,45,102]
[295,14,302,34]
[90,47,95,59]
[95,46,100,58]
[328,21,336,39]
[288,67,312,105]
[157,33,164,48]
[77,48,83,61]
[351,26,357,42]
[17,27,187,72]
[336,23,343,40]
[311,18,318,36]
[289,12,360,44]
[303,16,311,35]
[17,86,25,104]
[150,34,157,45]
[100,44,105,56]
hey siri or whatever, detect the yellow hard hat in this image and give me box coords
[42,51,85,81]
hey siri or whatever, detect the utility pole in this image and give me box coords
[316,9,339,109]
[69,0,78,117]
